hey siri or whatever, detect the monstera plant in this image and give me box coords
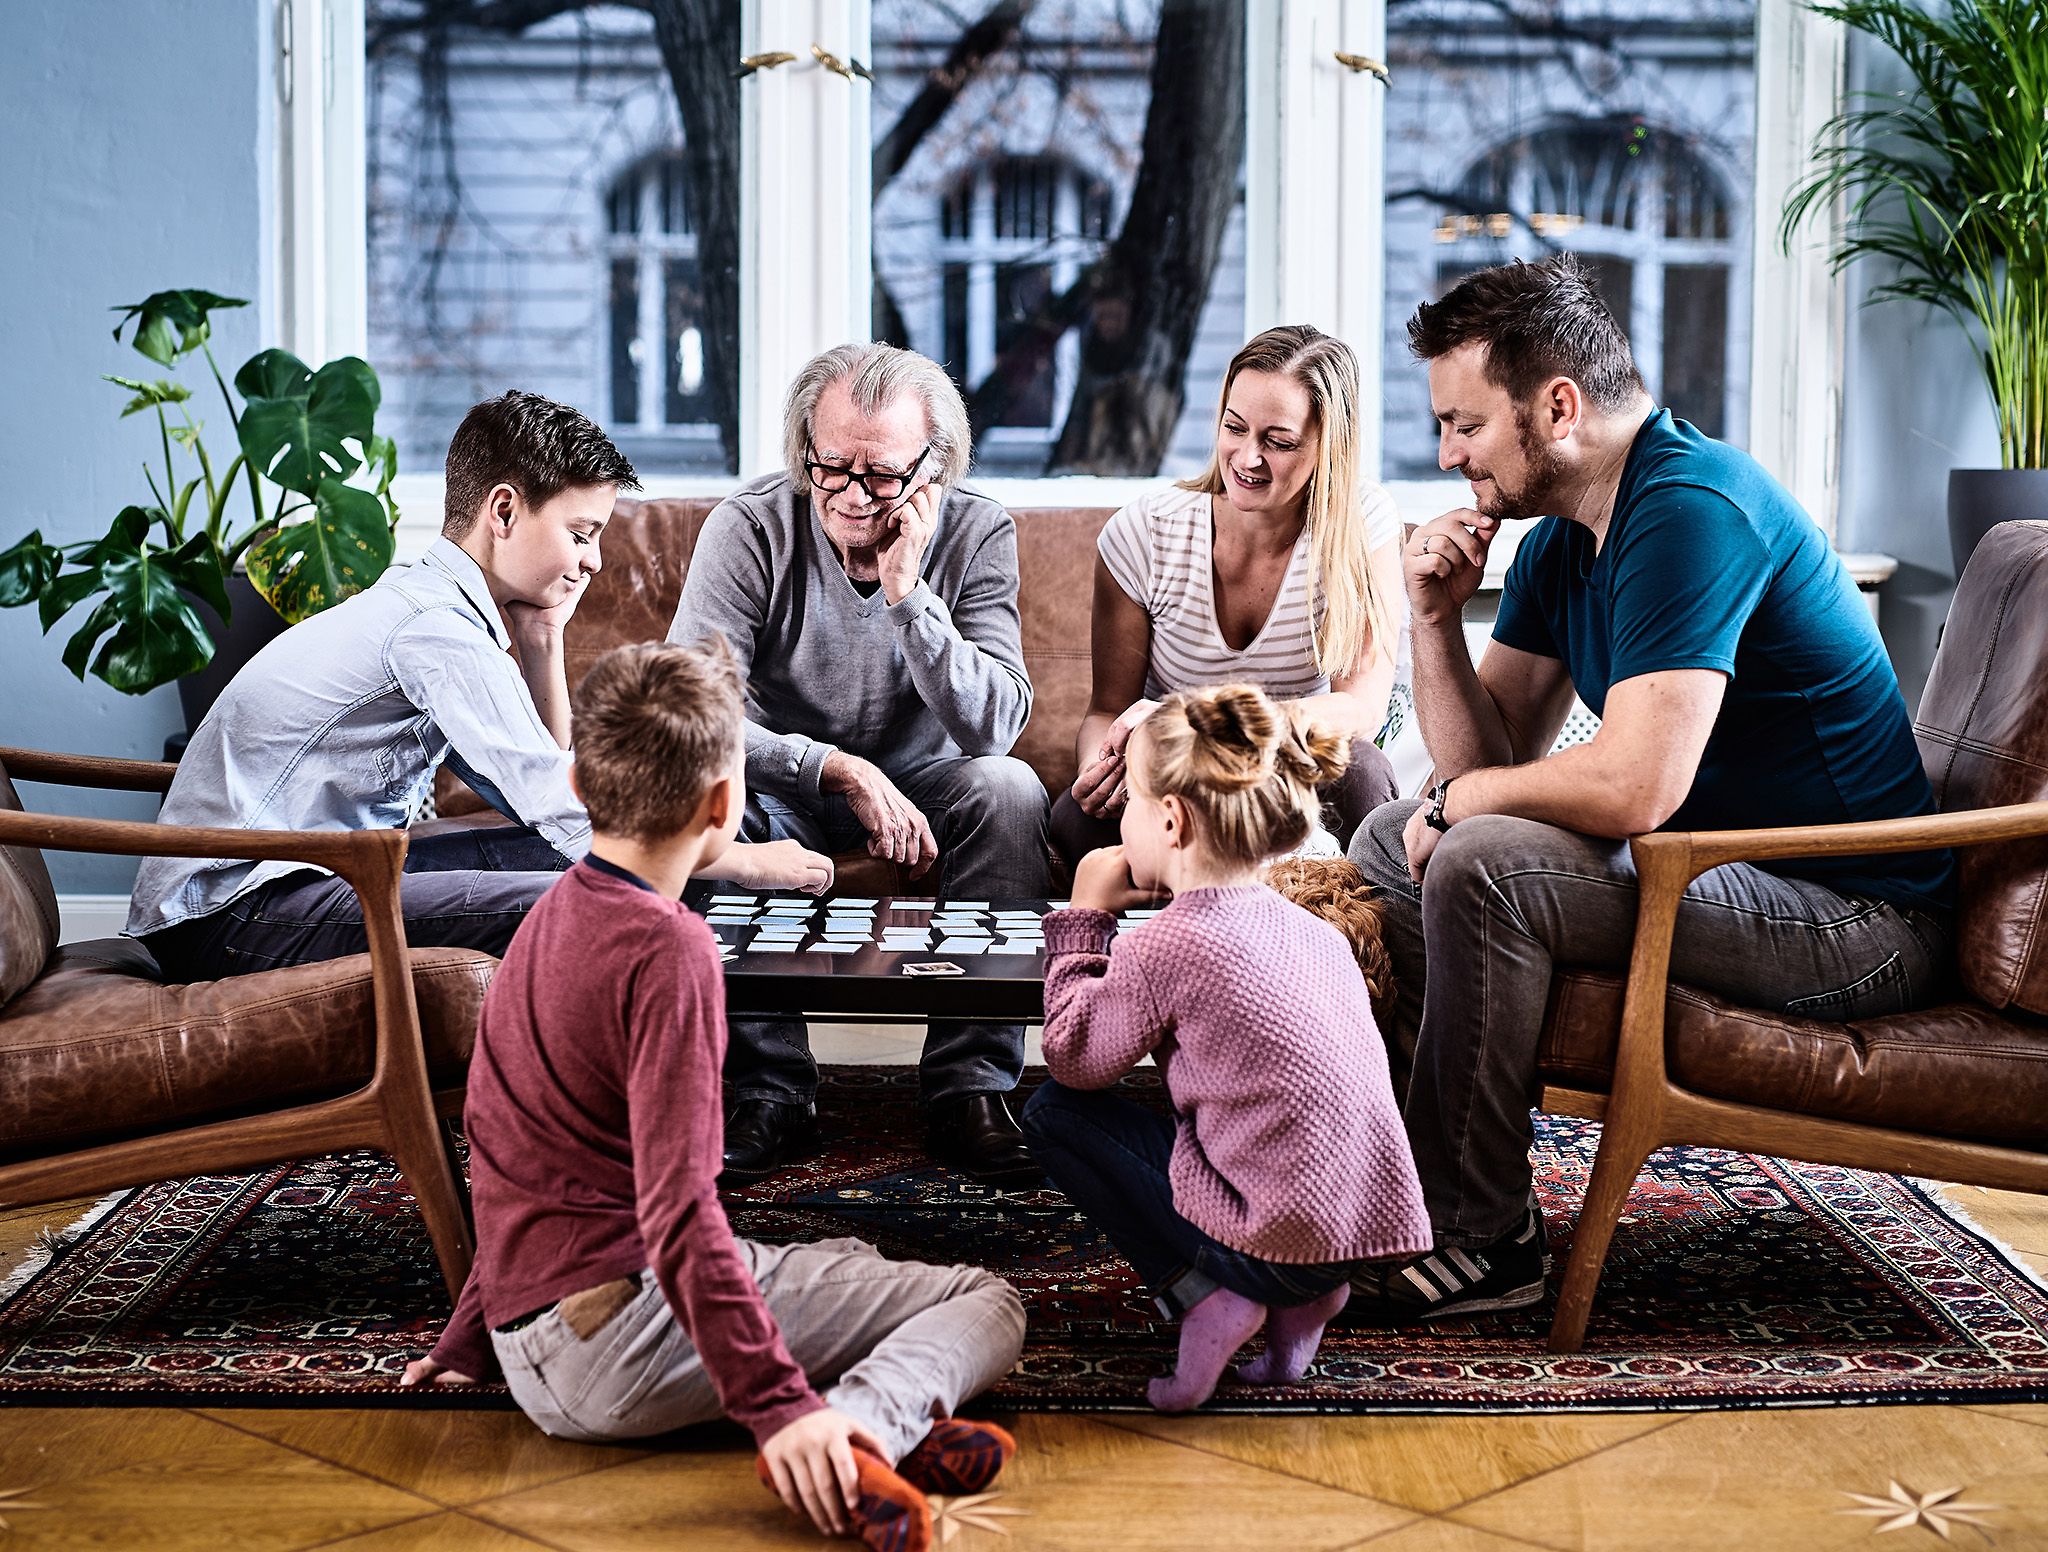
[0,289,399,694]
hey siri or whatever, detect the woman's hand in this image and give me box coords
[1069,748,1127,818]
[760,1407,882,1536]
[1105,698,1163,755]
[1070,844,1158,914]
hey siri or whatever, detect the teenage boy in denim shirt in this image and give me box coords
[129,390,830,979]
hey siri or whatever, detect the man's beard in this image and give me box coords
[1470,410,1568,521]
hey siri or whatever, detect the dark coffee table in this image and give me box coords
[684,887,1159,1021]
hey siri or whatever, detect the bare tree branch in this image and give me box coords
[367,0,645,55]
[872,0,1037,188]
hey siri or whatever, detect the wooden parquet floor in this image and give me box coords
[4,1027,2047,1548]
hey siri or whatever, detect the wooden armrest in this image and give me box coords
[0,745,179,793]
[0,809,400,877]
[1603,803,2048,1111]
[1635,800,2048,879]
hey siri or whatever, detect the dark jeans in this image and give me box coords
[729,754,1051,1107]
[1348,799,1955,1249]
[1020,1081,1358,1315]
[143,823,570,981]
[1050,735,1398,869]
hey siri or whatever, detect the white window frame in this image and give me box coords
[296,0,1845,563]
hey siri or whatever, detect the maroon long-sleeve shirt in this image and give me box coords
[427,857,822,1446]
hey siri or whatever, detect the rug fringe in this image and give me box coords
[1913,1178,2048,1294]
[0,1189,132,1307]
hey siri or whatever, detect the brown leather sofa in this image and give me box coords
[1532,520,2048,1351]
[0,748,493,1297]
[435,496,1113,889]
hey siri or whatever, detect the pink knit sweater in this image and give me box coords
[1041,886,1432,1265]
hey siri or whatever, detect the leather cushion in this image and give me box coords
[1014,507,1115,799]
[0,764,60,1008]
[0,940,494,1158]
[1539,968,2048,1146]
[1915,520,2048,1015]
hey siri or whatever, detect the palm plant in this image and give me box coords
[1782,0,2048,471]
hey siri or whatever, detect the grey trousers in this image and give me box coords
[490,1237,1027,1461]
[730,754,1052,1106]
[141,823,570,980]
[1349,799,1952,1249]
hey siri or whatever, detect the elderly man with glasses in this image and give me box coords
[670,341,1051,1185]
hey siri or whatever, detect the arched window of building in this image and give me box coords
[1432,119,1746,440]
[938,155,1114,435]
[605,152,714,434]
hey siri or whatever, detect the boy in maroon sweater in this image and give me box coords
[404,641,1025,1550]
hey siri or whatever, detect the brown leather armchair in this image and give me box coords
[0,747,493,1297]
[1537,521,2048,1352]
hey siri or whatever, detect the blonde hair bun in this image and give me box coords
[1135,683,1353,866]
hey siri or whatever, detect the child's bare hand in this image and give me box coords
[760,1407,881,1536]
[399,1355,474,1388]
[1071,845,1157,914]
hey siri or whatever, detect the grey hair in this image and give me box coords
[783,342,973,491]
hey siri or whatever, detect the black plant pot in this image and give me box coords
[1947,468,2048,579]
[175,570,290,739]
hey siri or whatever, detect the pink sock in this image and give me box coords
[1147,1288,1267,1413]
[1234,1284,1349,1386]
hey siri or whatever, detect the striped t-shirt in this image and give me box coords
[1098,484,1401,700]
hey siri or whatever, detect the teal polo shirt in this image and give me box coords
[1492,409,1953,917]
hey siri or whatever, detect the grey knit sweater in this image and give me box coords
[667,473,1033,804]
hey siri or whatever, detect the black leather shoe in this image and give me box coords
[924,1093,1043,1186]
[720,1099,819,1184]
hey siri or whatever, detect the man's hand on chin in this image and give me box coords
[876,481,941,606]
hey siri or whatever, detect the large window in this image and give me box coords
[1381,2,1757,480]
[870,0,1248,479]
[327,2,1835,526]
[365,3,736,477]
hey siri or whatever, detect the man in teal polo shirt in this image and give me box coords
[1347,255,1954,1319]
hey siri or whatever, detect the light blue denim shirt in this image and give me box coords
[126,539,590,936]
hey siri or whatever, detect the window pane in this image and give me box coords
[366,3,739,477]
[1663,264,1730,438]
[609,256,640,426]
[871,0,1248,477]
[1382,4,1757,478]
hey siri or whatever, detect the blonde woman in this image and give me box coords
[1051,326,1403,864]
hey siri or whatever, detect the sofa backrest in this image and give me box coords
[555,493,1112,800]
[1915,519,2048,1016]
[0,760,60,1006]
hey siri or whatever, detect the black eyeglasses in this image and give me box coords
[804,441,931,504]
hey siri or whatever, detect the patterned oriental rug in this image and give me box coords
[4,1069,2048,1411]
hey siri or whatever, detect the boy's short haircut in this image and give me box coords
[1405,253,1646,414]
[571,639,743,841]
[443,389,642,538]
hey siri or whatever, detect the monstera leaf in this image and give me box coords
[232,347,313,402]
[104,375,193,418]
[109,290,247,367]
[52,525,231,693]
[0,530,62,608]
[246,480,394,622]
[238,356,379,496]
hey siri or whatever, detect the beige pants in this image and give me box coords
[491,1237,1026,1462]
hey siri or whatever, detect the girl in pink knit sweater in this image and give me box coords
[1023,684,1431,1412]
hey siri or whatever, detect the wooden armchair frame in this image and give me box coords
[1545,798,2048,1352]
[0,746,475,1297]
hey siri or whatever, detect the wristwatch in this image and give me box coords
[1424,777,1455,833]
